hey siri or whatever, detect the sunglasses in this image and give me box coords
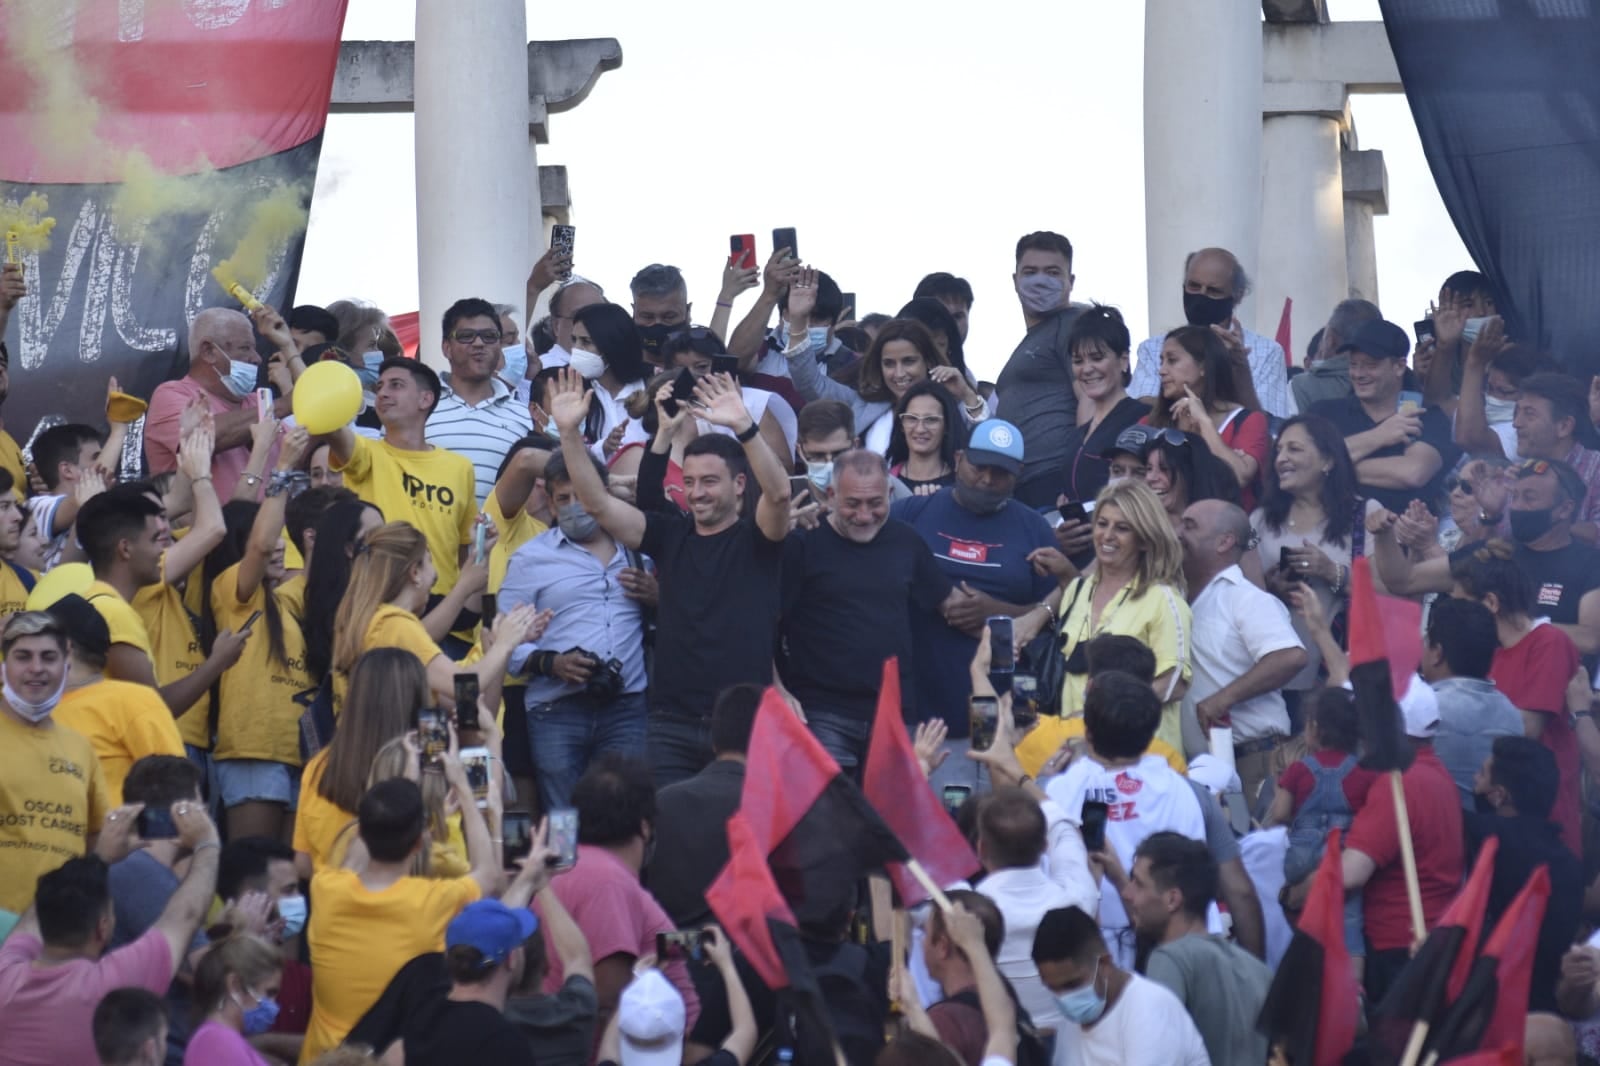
[450,329,502,345]
[667,327,716,343]
[1444,476,1474,495]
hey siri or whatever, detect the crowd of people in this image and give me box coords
[0,232,1596,1066]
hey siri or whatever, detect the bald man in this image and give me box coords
[1177,499,1306,802]
[144,306,299,498]
[1129,247,1292,418]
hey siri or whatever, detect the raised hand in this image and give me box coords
[0,263,25,311]
[913,719,950,779]
[277,426,311,472]
[720,258,759,303]
[251,305,295,354]
[762,246,800,298]
[691,372,754,431]
[528,244,573,294]
[547,367,593,434]
[177,423,216,482]
[785,266,819,324]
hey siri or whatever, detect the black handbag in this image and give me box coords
[1019,579,1085,718]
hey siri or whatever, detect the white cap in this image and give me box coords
[1187,753,1241,797]
[618,969,685,1066]
[1400,676,1440,739]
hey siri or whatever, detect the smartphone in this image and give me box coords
[729,234,757,271]
[240,609,263,632]
[550,224,575,279]
[548,807,579,870]
[473,520,488,566]
[788,474,814,499]
[710,355,740,378]
[987,616,1015,672]
[969,695,1000,753]
[839,292,857,319]
[1398,389,1423,413]
[941,784,972,816]
[656,929,712,963]
[255,387,272,421]
[1080,798,1110,853]
[1057,500,1094,526]
[502,810,532,868]
[1011,674,1040,733]
[1414,318,1435,344]
[414,707,448,762]
[136,806,178,839]
[452,674,480,733]
[662,366,697,418]
[460,745,491,808]
[772,227,798,262]
[1279,546,1295,572]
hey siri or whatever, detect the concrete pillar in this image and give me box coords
[414,0,533,369]
[1258,85,1349,360]
[1143,0,1263,338]
[1341,147,1388,307]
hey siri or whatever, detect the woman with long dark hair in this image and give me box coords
[1147,324,1271,508]
[1140,429,1240,528]
[886,380,967,494]
[1252,414,1361,701]
[302,498,384,683]
[567,302,648,456]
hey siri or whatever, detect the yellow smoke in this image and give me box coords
[5,2,104,170]
[0,193,57,261]
[213,183,309,290]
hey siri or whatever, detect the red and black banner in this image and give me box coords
[0,0,348,450]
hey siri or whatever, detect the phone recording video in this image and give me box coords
[729,234,757,270]
[414,708,448,762]
[551,225,575,279]
[772,227,798,262]
[502,810,532,869]
[548,807,579,870]
[656,929,713,963]
[941,784,972,817]
[460,746,491,808]
[1080,799,1109,853]
[1011,674,1040,733]
[969,695,1000,753]
[136,806,178,840]
[452,674,480,733]
[662,367,698,418]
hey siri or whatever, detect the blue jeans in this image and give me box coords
[804,706,872,779]
[648,715,715,791]
[526,691,648,812]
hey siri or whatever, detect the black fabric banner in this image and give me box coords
[0,138,318,459]
[1378,2,1600,367]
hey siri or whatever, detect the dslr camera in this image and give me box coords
[575,649,626,701]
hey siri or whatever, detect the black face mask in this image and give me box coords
[1182,290,1235,328]
[1509,506,1557,544]
[954,483,1009,515]
[636,323,676,362]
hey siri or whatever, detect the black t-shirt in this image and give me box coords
[346,952,448,1053]
[1453,538,1600,625]
[995,307,1083,505]
[404,999,536,1066]
[1309,395,1461,513]
[1059,396,1152,567]
[778,519,952,718]
[641,511,784,720]
[505,976,598,1066]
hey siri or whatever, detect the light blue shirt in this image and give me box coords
[1430,676,1525,807]
[500,526,648,705]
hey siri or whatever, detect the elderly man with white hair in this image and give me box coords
[144,305,300,498]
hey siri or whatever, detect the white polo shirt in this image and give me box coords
[426,379,534,504]
[1185,564,1304,742]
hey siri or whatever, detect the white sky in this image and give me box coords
[298,0,1472,382]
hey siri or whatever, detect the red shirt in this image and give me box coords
[1277,749,1379,814]
[1139,408,1270,511]
[1345,746,1464,952]
[1490,623,1583,854]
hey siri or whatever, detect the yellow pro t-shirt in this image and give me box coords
[333,436,475,595]
[331,604,442,714]
[484,487,547,596]
[54,679,185,805]
[211,564,314,765]
[133,562,207,748]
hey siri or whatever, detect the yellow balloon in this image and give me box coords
[292,360,364,435]
[26,562,94,611]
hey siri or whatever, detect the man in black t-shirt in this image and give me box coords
[779,450,955,771]
[1310,318,1460,514]
[549,367,792,788]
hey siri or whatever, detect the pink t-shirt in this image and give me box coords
[144,375,257,499]
[535,845,699,1032]
[0,927,172,1066]
[184,1021,272,1066]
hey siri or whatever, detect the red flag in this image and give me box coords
[706,812,797,990]
[1442,838,1500,1000]
[1441,1050,1518,1066]
[1480,866,1551,1053]
[1276,297,1294,367]
[739,688,843,852]
[1256,830,1359,1065]
[1347,557,1424,700]
[863,658,981,905]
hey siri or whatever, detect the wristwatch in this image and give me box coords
[735,421,760,443]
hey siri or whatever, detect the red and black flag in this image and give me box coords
[1372,837,1500,1060]
[0,2,348,443]
[863,657,980,906]
[1347,556,1422,772]
[1257,828,1360,1066]
[1426,866,1551,1063]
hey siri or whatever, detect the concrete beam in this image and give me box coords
[539,165,571,224]
[1262,0,1327,23]
[1262,81,1350,123]
[1341,149,1388,214]
[331,38,623,142]
[1263,22,1401,94]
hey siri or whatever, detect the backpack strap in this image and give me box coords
[5,560,34,593]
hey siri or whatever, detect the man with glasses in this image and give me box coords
[427,297,535,504]
[894,420,1060,791]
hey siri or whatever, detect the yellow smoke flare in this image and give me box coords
[0,193,57,262]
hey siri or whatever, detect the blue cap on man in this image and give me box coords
[446,899,539,968]
[965,419,1025,475]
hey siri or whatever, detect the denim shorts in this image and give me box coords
[215,759,301,810]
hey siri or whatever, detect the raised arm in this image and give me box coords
[710,257,759,345]
[162,423,226,583]
[703,927,755,1065]
[438,746,501,897]
[228,413,278,504]
[153,801,223,979]
[946,904,1017,1065]
[691,372,792,541]
[237,428,309,602]
[1454,323,1508,458]
[492,445,551,520]
[549,368,647,549]
[727,248,795,366]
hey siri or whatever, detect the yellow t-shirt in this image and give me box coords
[334,436,475,596]
[1013,715,1188,779]
[0,429,26,494]
[302,867,481,1063]
[277,573,307,619]
[332,604,443,714]
[0,562,34,619]
[212,565,314,765]
[133,569,206,749]
[293,751,347,870]
[55,679,185,805]
[1013,576,1193,773]
[0,710,110,913]
[87,581,155,662]
[484,488,547,595]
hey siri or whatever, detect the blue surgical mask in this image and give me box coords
[220,355,260,398]
[1053,960,1107,1024]
[357,351,385,390]
[501,343,528,386]
[805,459,833,493]
[806,326,830,354]
[276,893,307,938]
[237,990,281,1035]
[556,501,599,542]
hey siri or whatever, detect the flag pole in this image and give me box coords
[1399,1022,1430,1066]
[905,858,955,913]
[1391,771,1426,945]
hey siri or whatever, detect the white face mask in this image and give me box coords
[567,347,606,380]
[1484,394,1516,424]
[2,663,67,722]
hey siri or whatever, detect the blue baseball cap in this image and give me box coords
[445,899,539,967]
[965,419,1024,475]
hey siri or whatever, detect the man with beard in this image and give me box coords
[778,450,957,771]
[1130,247,1291,418]
[893,420,1060,789]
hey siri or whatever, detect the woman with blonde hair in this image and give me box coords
[330,521,550,710]
[1015,479,1193,772]
[185,934,283,1065]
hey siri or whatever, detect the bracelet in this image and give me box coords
[1018,774,1033,789]
[193,840,221,854]
[1035,601,1056,620]
[241,473,262,486]
[735,421,760,443]
[190,475,212,484]
[716,300,733,309]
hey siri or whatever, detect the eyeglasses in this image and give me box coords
[450,329,502,345]
[898,414,946,429]
[1444,476,1474,495]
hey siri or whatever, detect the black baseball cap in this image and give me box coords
[1337,319,1411,361]
[1102,425,1156,461]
